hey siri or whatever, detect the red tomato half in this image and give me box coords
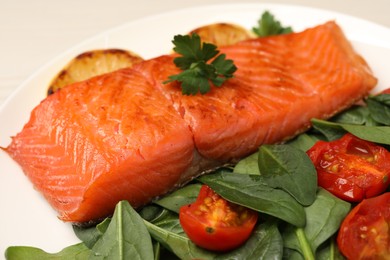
[307,133,390,202]
[179,185,258,252]
[379,88,390,94]
[337,192,390,259]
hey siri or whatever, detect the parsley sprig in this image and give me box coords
[164,33,237,95]
[253,11,293,37]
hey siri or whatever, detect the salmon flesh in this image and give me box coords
[4,22,377,222]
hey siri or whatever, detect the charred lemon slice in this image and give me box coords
[189,23,254,46]
[48,49,143,95]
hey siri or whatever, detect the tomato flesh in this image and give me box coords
[337,192,390,259]
[307,133,390,202]
[179,185,258,252]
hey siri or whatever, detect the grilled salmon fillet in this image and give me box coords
[134,21,376,161]
[4,21,377,222]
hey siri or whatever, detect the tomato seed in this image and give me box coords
[205,227,214,234]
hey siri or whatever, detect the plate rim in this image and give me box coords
[1,2,390,113]
[1,2,390,255]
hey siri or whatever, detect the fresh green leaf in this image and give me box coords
[283,189,351,258]
[294,228,316,260]
[152,241,161,260]
[316,237,346,260]
[210,54,236,84]
[233,152,260,175]
[302,189,350,252]
[164,33,237,95]
[215,220,283,260]
[257,144,317,206]
[199,170,306,227]
[171,34,219,68]
[287,133,320,152]
[90,200,154,260]
[252,11,293,37]
[371,93,390,105]
[330,105,370,125]
[139,204,166,222]
[283,248,304,260]
[73,218,110,249]
[72,224,101,249]
[143,211,217,260]
[154,183,201,213]
[312,118,390,144]
[367,94,390,125]
[5,243,90,260]
[311,119,347,141]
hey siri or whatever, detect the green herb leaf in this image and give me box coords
[312,118,390,144]
[234,152,260,175]
[330,105,370,125]
[315,237,345,260]
[287,133,321,152]
[164,33,237,95]
[283,189,351,258]
[258,144,318,206]
[5,243,90,260]
[90,200,154,260]
[253,11,293,37]
[143,210,217,260]
[73,218,111,249]
[234,144,318,206]
[367,94,390,125]
[154,183,201,213]
[215,220,284,260]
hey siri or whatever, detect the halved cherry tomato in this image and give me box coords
[379,87,390,94]
[337,192,390,259]
[307,133,390,202]
[179,185,258,252]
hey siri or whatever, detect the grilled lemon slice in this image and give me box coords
[189,23,254,46]
[48,49,143,95]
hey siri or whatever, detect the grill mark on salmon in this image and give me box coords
[3,21,377,222]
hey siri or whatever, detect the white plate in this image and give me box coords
[1,3,389,256]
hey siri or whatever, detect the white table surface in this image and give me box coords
[1,0,389,107]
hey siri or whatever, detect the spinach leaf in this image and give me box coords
[283,248,304,260]
[287,133,319,152]
[139,204,165,222]
[143,211,217,260]
[234,152,260,175]
[311,119,346,141]
[199,170,306,227]
[312,118,390,144]
[367,95,390,125]
[302,189,350,251]
[154,183,201,213]
[73,218,110,249]
[316,237,346,260]
[257,144,317,206]
[216,220,283,260]
[90,200,154,260]
[330,105,369,125]
[283,189,350,258]
[5,243,90,260]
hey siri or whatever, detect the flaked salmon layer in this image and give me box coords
[4,21,377,223]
